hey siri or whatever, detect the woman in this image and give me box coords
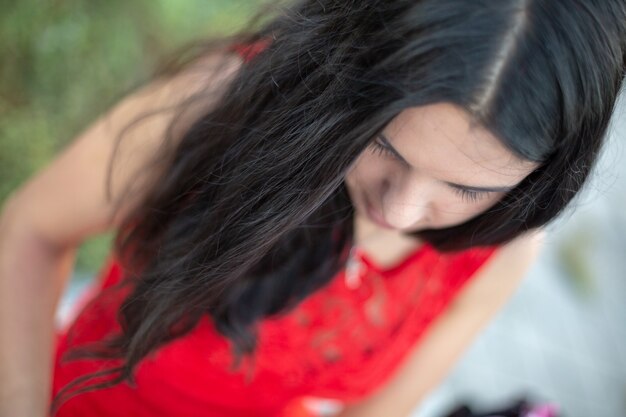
[1,0,624,416]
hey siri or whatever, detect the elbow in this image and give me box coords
[1,195,69,257]
[0,193,26,241]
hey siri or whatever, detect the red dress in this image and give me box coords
[52,242,498,417]
[50,40,500,417]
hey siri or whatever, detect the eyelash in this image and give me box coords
[370,137,489,203]
[370,137,396,158]
[452,188,489,203]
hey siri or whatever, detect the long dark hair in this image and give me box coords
[51,0,626,413]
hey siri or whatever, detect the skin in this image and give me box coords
[0,44,544,416]
[0,50,243,417]
[344,102,538,238]
[323,102,545,417]
[332,228,544,417]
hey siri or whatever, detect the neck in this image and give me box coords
[353,212,418,247]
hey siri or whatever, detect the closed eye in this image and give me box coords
[370,136,398,159]
[371,134,499,203]
[452,187,490,203]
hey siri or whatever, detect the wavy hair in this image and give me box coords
[51,0,626,413]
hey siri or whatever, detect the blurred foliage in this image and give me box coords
[1,0,261,275]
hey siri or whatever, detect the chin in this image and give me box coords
[396,224,427,235]
[402,222,449,234]
[400,227,426,236]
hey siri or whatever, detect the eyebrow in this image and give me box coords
[378,133,517,193]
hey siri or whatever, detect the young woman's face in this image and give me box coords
[344,102,538,233]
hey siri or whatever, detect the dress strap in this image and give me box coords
[228,38,272,63]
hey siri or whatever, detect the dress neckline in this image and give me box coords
[356,241,432,275]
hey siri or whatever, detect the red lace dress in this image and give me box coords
[52,241,497,417]
[50,40,500,417]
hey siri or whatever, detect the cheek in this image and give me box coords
[345,153,387,187]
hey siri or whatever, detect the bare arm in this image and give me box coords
[336,230,545,417]
[0,203,78,417]
[0,50,242,417]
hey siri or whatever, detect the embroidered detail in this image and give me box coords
[294,310,311,327]
[344,247,365,289]
[299,265,392,365]
[321,346,343,363]
[363,271,387,327]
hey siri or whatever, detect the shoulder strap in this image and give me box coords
[228,38,271,63]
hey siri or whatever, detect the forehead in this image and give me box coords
[386,102,537,183]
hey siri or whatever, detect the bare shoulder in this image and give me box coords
[450,229,546,311]
[335,229,547,417]
[4,47,244,248]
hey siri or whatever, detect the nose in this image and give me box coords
[380,175,431,229]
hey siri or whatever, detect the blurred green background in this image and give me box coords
[0,0,606,292]
[1,0,260,275]
[6,3,625,415]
